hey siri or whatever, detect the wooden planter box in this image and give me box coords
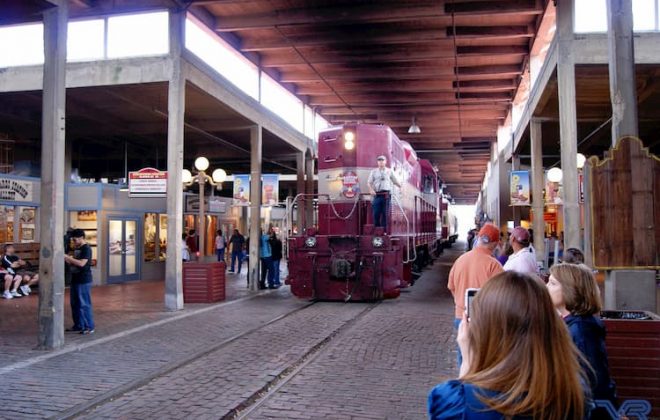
[183,261,226,303]
[602,311,660,417]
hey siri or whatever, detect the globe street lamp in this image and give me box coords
[182,157,227,258]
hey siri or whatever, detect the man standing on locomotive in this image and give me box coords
[367,155,402,231]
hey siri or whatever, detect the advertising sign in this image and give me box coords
[510,170,530,206]
[261,174,279,206]
[0,177,33,202]
[185,196,227,213]
[128,168,167,197]
[233,174,250,206]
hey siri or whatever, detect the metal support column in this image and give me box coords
[165,11,185,311]
[37,2,68,350]
[530,120,546,265]
[248,125,263,291]
[511,154,521,226]
[556,0,581,249]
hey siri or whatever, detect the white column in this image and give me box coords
[305,150,314,227]
[37,2,68,350]
[296,151,305,230]
[165,11,185,311]
[556,0,581,249]
[248,125,262,291]
[530,120,546,265]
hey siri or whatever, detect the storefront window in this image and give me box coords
[159,214,167,261]
[18,207,36,242]
[144,213,158,262]
[0,206,13,243]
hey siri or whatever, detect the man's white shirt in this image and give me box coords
[368,167,400,192]
[503,247,539,275]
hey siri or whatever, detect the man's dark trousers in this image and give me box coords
[372,191,390,228]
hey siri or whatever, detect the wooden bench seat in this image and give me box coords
[2,242,40,269]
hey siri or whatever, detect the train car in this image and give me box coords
[285,124,445,301]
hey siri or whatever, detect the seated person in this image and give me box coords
[1,268,23,299]
[429,271,591,419]
[2,244,39,295]
[547,263,617,413]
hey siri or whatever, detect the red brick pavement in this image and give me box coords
[0,271,257,368]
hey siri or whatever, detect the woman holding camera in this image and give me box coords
[428,271,590,419]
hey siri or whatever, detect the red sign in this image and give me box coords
[128,167,167,197]
[341,171,359,198]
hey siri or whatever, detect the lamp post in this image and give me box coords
[182,157,227,258]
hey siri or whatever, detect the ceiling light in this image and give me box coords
[408,116,421,134]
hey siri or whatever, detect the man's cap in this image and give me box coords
[71,229,86,239]
[511,226,530,243]
[376,155,386,161]
[477,223,500,244]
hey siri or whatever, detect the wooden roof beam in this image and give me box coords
[448,26,534,39]
[445,0,543,15]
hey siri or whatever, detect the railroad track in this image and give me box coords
[66,299,379,420]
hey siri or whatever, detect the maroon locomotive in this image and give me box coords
[285,123,447,301]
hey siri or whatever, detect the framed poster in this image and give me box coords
[77,210,97,221]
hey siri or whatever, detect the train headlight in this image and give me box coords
[344,131,355,142]
[305,236,317,248]
[372,236,384,248]
[344,140,355,150]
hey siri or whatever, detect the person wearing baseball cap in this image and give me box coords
[503,226,539,275]
[367,155,401,231]
[447,222,503,367]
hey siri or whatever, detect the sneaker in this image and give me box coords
[10,290,22,298]
[2,290,12,299]
[80,329,95,335]
[20,285,31,296]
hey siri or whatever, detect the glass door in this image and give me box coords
[108,218,140,283]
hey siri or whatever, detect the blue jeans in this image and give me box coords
[272,259,281,285]
[260,256,275,287]
[372,192,390,228]
[230,250,242,273]
[71,282,95,330]
[216,248,225,262]
[454,318,462,369]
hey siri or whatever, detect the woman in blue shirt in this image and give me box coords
[547,263,617,409]
[428,271,589,419]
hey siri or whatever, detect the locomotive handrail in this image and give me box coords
[391,192,417,264]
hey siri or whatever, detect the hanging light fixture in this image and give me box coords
[408,116,421,134]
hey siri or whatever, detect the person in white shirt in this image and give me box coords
[367,155,401,230]
[503,226,539,275]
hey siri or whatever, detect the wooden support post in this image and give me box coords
[37,2,67,350]
[249,125,263,291]
[607,0,638,143]
[305,150,314,227]
[296,151,305,230]
[530,120,546,265]
[556,0,581,250]
[165,11,185,311]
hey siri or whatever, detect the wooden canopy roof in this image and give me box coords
[189,0,547,203]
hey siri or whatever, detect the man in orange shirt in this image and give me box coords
[448,223,503,367]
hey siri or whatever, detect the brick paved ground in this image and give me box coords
[246,248,460,420]
[1,248,460,419]
[0,268,255,368]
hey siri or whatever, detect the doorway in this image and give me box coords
[108,217,140,283]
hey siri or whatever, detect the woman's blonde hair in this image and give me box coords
[549,263,602,316]
[462,271,586,419]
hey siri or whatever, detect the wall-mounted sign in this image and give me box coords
[233,174,250,206]
[128,168,167,197]
[0,177,33,202]
[186,196,227,213]
[510,170,530,206]
[262,174,279,206]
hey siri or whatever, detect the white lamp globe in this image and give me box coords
[194,156,210,171]
[577,153,586,169]
[547,167,563,183]
[182,169,193,183]
[344,140,355,150]
[212,168,227,183]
